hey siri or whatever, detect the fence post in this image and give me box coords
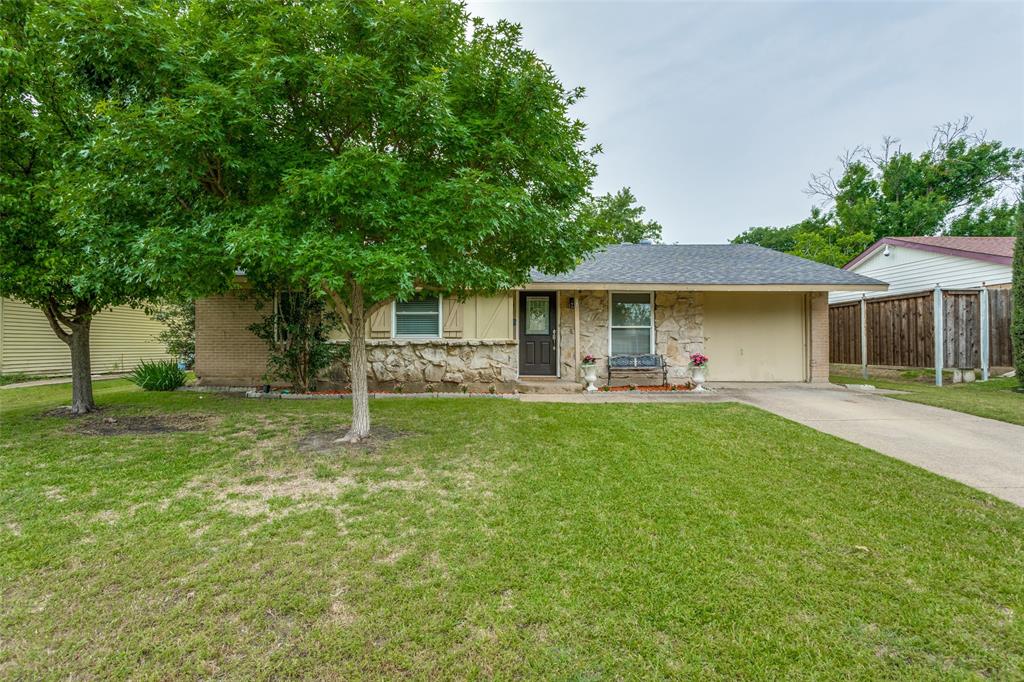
[979,286,989,382]
[860,295,868,379]
[933,286,943,387]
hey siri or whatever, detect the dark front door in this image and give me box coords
[519,292,557,376]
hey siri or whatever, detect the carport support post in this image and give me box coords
[979,286,989,382]
[933,286,943,387]
[860,295,868,380]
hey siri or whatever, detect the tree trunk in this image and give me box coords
[42,299,96,414]
[69,319,96,414]
[340,282,370,442]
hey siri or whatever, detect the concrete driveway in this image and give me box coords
[731,385,1024,506]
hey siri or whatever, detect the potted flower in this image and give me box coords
[689,352,709,391]
[580,354,599,392]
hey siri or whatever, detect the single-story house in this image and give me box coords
[0,297,172,377]
[830,236,1015,304]
[194,244,886,390]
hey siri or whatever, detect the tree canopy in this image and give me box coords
[733,118,1023,267]
[86,0,659,438]
[0,0,212,411]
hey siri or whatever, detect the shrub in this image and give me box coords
[249,288,346,393]
[128,360,187,391]
[147,301,196,368]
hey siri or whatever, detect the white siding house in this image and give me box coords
[829,237,1014,304]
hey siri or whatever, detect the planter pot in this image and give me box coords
[690,366,707,391]
[581,364,599,392]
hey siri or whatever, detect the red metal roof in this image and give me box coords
[845,236,1016,269]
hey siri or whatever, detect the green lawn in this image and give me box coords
[2,382,1023,679]
[831,374,1024,427]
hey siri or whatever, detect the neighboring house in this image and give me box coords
[827,236,1016,373]
[830,236,1015,304]
[0,298,171,377]
[194,244,886,390]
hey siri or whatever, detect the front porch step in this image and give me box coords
[516,378,583,394]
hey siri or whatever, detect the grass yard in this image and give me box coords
[831,374,1024,427]
[2,381,1023,679]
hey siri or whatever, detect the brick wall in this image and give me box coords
[809,292,829,383]
[195,292,270,385]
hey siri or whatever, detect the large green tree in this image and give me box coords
[733,118,1024,266]
[0,0,204,413]
[93,0,658,440]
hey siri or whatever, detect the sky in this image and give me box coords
[466,0,1024,244]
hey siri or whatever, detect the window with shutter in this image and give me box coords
[394,295,441,338]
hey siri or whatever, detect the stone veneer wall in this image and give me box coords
[557,290,705,384]
[654,291,704,382]
[576,290,611,380]
[359,339,518,392]
[558,292,577,381]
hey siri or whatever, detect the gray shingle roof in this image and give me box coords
[530,243,886,287]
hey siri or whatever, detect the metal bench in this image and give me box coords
[607,353,667,386]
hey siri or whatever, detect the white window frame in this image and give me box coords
[392,294,443,339]
[608,291,654,356]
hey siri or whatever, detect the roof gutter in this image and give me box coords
[522,282,888,292]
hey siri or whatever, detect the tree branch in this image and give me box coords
[201,156,230,198]
[324,282,352,330]
[43,299,73,345]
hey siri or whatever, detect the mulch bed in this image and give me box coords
[45,408,212,436]
[599,385,693,392]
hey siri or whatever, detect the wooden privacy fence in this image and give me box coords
[829,287,1014,376]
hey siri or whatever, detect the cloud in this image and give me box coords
[466,1,1023,242]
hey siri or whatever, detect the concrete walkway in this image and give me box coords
[522,385,1024,506]
[733,386,1024,506]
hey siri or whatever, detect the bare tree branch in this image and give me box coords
[804,168,840,204]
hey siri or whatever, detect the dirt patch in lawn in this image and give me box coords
[64,413,212,436]
[296,426,410,454]
[161,470,358,521]
[210,472,358,518]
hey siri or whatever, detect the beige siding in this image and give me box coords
[703,292,808,381]
[465,293,514,340]
[0,297,171,376]
[328,293,515,342]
